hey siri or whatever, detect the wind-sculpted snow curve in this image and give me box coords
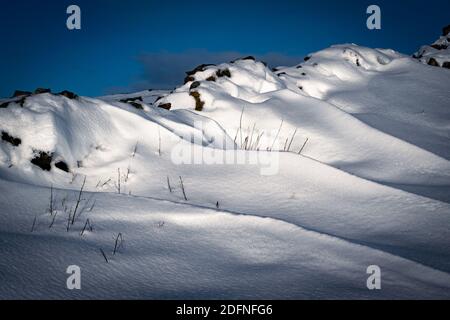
[1,39,450,299]
[157,45,450,200]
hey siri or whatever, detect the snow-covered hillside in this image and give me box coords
[1,31,450,299]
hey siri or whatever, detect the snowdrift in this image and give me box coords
[156,44,450,200]
[0,89,236,185]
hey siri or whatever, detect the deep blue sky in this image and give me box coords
[1,0,449,97]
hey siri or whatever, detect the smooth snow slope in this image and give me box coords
[1,179,450,299]
[1,41,450,299]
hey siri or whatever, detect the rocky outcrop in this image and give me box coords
[414,25,450,69]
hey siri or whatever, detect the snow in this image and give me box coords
[414,28,450,68]
[1,179,450,299]
[1,38,450,299]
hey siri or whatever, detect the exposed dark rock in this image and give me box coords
[272,68,279,72]
[154,96,164,103]
[356,59,361,67]
[120,96,143,103]
[299,86,303,90]
[0,96,26,108]
[301,73,307,76]
[304,56,311,62]
[443,24,450,36]
[277,72,287,76]
[184,76,195,84]
[216,68,231,78]
[190,81,201,90]
[158,103,172,110]
[296,65,302,69]
[12,90,31,98]
[58,90,78,99]
[206,76,216,82]
[186,64,214,76]
[1,131,22,147]
[18,97,26,107]
[31,151,53,171]
[431,44,448,50]
[129,102,144,110]
[34,88,51,94]
[235,56,256,62]
[55,161,70,172]
[442,62,450,69]
[190,91,205,111]
[428,58,440,67]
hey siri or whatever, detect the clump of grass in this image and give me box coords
[30,214,37,233]
[66,207,73,232]
[167,176,173,193]
[71,176,86,225]
[216,68,231,78]
[132,142,138,157]
[184,75,195,84]
[179,176,188,201]
[80,218,93,236]
[285,128,297,152]
[100,248,109,263]
[49,211,58,229]
[30,150,53,171]
[234,107,245,146]
[298,137,309,155]
[233,107,267,151]
[96,178,111,189]
[125,165,131,183]
[115,168,121,194]
[269,119,284,151]
[1,131,21,147]
[49,184,54,215]
[190,91,205,111]
[158,103,172,110]
[113,233,124,255]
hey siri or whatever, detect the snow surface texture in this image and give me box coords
[1,36,450,299]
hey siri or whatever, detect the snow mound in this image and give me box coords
[155,45,450,201]
[275,44,403,99]
[414,25,450,69]
[0,90,234,184]
[155,57,286,113]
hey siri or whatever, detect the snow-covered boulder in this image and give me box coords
[414,24,450,69]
